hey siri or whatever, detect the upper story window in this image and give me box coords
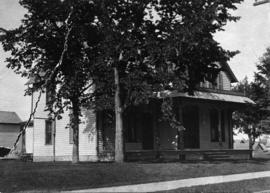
[200,72,224,90]
[46,87,56,105]
[45,120,53,145]
[46,90,52,105]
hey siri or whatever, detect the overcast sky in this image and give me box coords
[0,0,270,120]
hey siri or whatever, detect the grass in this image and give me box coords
[1,159,270,192]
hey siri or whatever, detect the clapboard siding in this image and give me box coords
[222,71,231,90]
[33,91,49,119]
[199,71,232,91]
[25,125,33,153]
[0,124,22,151]
[33,119,53,157]
[32,91,97,162]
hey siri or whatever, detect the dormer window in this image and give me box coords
[200,72,224,90]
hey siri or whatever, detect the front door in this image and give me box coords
[142,113,154,150]
[182,105,200,148]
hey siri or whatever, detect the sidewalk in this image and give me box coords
[63,171,270,193]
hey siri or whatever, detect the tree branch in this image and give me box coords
[0,27,7,33]
[45,6,74,86]
[9,90,43,153]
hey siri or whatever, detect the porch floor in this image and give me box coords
[125,149,251,161]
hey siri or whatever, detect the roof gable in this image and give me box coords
[0,111,22,124]
[221,63,238,83]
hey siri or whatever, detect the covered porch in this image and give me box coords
[97,90,254,161]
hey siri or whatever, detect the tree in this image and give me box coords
[233,47,270,157]
[0,0,101,163]
[93,0,243,162]
[233,78,264,157]
[1,0,243,163]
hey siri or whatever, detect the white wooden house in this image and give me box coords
[26,63,255,162]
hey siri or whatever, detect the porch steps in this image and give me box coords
[203,151,231,160]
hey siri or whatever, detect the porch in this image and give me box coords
[97,91,254,162]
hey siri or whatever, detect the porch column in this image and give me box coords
[218,110,223,147]
[228,110,233,149]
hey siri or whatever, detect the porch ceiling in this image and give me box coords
[158,91,255,105]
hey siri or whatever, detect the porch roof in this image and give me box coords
[158,90,255,105]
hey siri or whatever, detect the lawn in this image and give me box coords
[1,159,270,192]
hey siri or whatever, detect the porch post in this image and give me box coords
[218,110,222,147]
[228,109,233,149]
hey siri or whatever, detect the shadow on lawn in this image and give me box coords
[135,158,270,165]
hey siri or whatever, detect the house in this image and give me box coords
[27,63,254,162]
[0,111,22,153]
[23,120,34,154]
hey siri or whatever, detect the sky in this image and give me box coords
[0,0,270,120]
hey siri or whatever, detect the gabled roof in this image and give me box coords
[0,111,22,124]
[221,63,238,83]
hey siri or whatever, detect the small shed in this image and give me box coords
[0,111,22,152]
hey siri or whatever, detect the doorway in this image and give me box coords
[182,105,200,148]
[141,113,154,150]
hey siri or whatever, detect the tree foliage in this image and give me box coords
[233,48,270,153]
[0,0,243,162]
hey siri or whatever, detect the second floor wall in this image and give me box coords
[200,71,231,91]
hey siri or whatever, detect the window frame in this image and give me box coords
[210,109,225,142]
[210,109,219,142]
[45,120,53,145]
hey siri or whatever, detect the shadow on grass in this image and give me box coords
[133,158,270,165]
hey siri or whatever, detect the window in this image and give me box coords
[45,120,53,145]
[46,90,52,105]
[202,73,223,90]
[210,109,225,142]
[69,127,73,144]
[210,109,219,142]
[46,87,55,105]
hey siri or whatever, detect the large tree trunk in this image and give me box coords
[71,98,80,163]
[114,65,124,163]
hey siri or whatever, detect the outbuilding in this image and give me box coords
[0,111,22,153]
